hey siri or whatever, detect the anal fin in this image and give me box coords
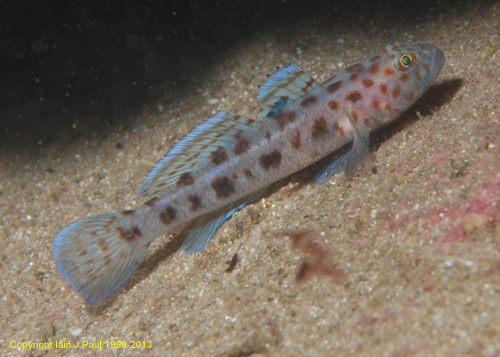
[182,189,266,253]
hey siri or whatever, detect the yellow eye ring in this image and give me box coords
[398,53,416,69]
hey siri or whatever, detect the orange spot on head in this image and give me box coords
[384,67,395,77]
[349,73,358,81]
[380,83,388,95]
[362,78,374,88]
[372,98,381,111]
[415,70,422,81]
[392,85,402,98]
[400,73,409,82]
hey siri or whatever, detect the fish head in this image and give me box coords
[375,42,445,123]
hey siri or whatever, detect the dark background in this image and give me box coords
[0,0,481,156]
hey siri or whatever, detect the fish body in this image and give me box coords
[53,43,445,303]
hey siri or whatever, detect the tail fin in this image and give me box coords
[52,213,148,303]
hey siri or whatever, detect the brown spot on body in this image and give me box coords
[334,123,345,137]
[372,98,381,111]
[233,130,243,139]
[400,73,409,82]
[346,91,362,102]
[177,172,194,186]
[326,80,342,93]
[211,146,228,165]
[383,102,392,112]
[211,176,236,198]
[144,197,159,208]
[392,85,402,98]
[187,194,202,211]
[362,78,374,88]
[243,169,253,178]
[97,238,109,252]
[300,95,318,107]
[312,116,328,138]
[273,111,296,131]
[369,62,380,75]
[351,110,360,122]
[117,226,143,242]
[406,91,415,102]
[291,130,301,149]
[346,63,365,73]
[384,67,395,76]
[380,83,388,95]
[328,99,339,111]
[122,210,135,216]
[159,206,177,225]
[234,139,250,155]
[349,73,358,81]
[259,150,282,170]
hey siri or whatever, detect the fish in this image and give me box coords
[53,43,445,303]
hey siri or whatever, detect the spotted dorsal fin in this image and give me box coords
[257,63,319,118]
[138,111,259,197]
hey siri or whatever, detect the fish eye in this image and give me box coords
[398,53,416,69]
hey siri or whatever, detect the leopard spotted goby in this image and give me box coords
[53,43,445,303]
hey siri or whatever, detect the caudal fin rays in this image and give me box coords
[52,213,148,303]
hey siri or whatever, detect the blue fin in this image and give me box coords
[138,111,259,197]
[315,146,351,184]
[257,63,319,118]
[52,213,148,303]
[182,189,266,253]
[344,111,371,177]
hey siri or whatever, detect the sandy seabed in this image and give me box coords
[2,1,500,356]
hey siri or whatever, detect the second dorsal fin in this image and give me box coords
[257,63,319,118]
[138,111,259,197]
